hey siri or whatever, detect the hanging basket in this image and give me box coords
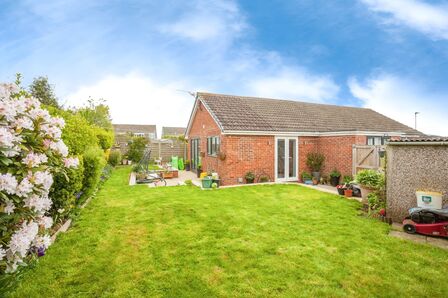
[218,152,226,161]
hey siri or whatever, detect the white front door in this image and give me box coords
[275,137,298,182]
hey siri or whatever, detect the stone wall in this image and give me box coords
[386,144,448,222]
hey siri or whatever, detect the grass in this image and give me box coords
[6,167,448,297]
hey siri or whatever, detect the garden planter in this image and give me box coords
[162,172,174,179]
[330,176,340,187]
[344,189,353,197]
[359,185,374,200]
[246,179,254,184]
[185,164,191,171]
[172,170,178,178]
[312,178,318,185]
[202,177,213,188]
[312,172,321,180]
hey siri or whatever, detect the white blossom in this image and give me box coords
[51,117,65,128]
[4,200,15,215]
[38,216,53,229]
[23,152,48,168]
[28,108,51,122]
[50,140,68,157]
[8,221,39,258]
[0,100,17,121]
[64,157,79,168]
[0,247,5,261]
[14,117,34,130]
[0,126,17,147]
[33,171,53,192]
[0,173,18,195]
[24,194,52,213]
[16,177,34,197]
[33,234,52,250]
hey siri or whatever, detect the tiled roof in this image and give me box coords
[197,92,422,135]
[113,124,157,134]
[162,126,186,136]
[388,137,448,143]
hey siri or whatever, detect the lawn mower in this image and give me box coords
[403,207,448,237]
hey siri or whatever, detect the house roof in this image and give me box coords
[113,124,157,135]
[195,92,422,135]
[388,137,448,144]
[162,126,186,136]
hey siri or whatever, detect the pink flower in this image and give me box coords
[0,173,18,195]
[16,177,34,197]
[23,152,48,168]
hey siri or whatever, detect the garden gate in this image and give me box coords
[352,145,384,175]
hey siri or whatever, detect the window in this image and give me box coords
[207,136,220,156]
[133,132,145,137]
[367,136,384,145]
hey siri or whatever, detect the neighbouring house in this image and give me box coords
[386,137,448,222]
[162,126,186,138]
[113,124,157,154]
[185,92,422,186]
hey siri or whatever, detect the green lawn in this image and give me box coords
[7,167,448,297]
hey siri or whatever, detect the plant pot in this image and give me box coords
[202,177,213,188]
[330,176,340,187]
[312,172,321,180]
[185,164,191,171]
[197,169,202,178]
[218,152,226,161]
[246,178,254,184]
[359,185,374,200]
[344,189,353,197]
[312,178,319,185]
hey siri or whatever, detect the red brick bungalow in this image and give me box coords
[185,92,421,186]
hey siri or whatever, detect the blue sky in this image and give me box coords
[1,0,447,136]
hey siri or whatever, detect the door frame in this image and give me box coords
[274,136,299,182]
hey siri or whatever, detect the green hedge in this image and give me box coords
[108,150,122,167]
[49,156,84,222]
[80,146,106,203]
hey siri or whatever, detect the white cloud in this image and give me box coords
[158,0,247,43]
[360,0,448,40]
[348,74,448,136]
[247,68,340,102]
[65,73,195,137]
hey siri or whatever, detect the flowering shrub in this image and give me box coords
[0,80,78,274]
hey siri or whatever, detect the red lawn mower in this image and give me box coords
[403,207,448,238]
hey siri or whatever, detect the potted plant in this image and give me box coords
[185,160,191,171]
[197,165,202,178]
[306,152,325,180]
[201,176,213,189]
[336,184,346,195]
[354,170,383,200]
[343,175,352,184]
[329,169,341,187]
[245,171,255,184]
[301,172,313,184]
[344,183,353,197]
[259,175,270,183]
[218,152,226,161]
[312,176,319,185]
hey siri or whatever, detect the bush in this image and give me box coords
[0,79,79,275]
[80,146,106,202]
[355,170,383,189]
[306,152,325,172]
[343,175,352,184]
[245,171,255,182]
[184,179,193,186]
[127,137,148,162]
[259,175,269,183]
[108,150,121,167]
[94,127,114,150]
[329,169,341,178]
[49,156,84,223]
[301,172,312,180]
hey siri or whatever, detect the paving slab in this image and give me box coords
[389,230,448,249]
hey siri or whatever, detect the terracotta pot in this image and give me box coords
[312,178,319,185]
[218,152,226,161]
[344,189,353,197]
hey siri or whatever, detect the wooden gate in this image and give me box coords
[352,145,384,175]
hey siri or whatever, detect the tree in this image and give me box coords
[29,76,59,107]
[77,97,113,130]
[127,137,149,162]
